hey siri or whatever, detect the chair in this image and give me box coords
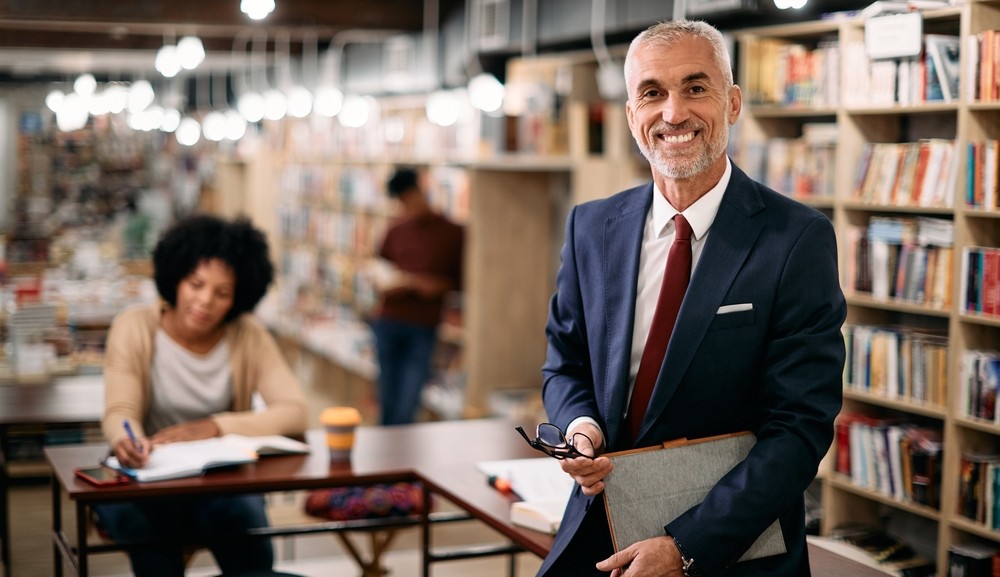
[303,482,428,577]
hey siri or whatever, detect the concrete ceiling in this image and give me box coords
[0,0,463,79]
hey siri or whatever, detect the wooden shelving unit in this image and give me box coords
[737,3,1000,573]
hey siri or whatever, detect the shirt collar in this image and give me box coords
[651,157,732,241]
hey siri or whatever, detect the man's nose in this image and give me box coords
[659,96,688,125]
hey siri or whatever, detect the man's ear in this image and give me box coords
[728,85,743,124]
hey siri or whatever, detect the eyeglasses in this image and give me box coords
[515,423,595,460]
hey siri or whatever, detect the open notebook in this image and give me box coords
[104,434,310,482]
[477,457,574,535]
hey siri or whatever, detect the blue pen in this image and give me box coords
[122,419,142,452]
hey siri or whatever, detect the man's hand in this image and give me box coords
[596,535,684,577]
[559,422,612,496]
[149,418,221,444]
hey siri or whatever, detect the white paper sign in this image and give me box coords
[865,12,924,60]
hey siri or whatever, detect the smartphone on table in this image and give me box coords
[74,466,131,487]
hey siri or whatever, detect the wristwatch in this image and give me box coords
[680,553,703,577]
[671,535,704,577]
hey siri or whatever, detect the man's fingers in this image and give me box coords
[596,547,633,572]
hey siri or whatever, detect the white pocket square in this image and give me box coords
[717,303,753,315]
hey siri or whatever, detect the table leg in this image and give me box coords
[52,477,62,577]
[76,502,88,577]
[0,426,9,577]
[421,484,431,577]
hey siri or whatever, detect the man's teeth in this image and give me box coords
[661,132,695,144]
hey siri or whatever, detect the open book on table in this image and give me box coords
[477,457,574,535]
[104,434,310,482]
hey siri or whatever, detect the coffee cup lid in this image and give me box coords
[321,406,362,425]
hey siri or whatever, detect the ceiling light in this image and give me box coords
[224,110,247,140]
[338,95,370,128]
[160,108,182,132]
[104,84,130,114]
[241,0,275,20]
[56,93,88,132]
[238,91,265,122]
[88,91,112,116]
[286,86,312,118]
[74,74,97,97]
[176,117,201,146]
[127,80,155,113]
[45,89,65,113]
[263,88,287,121]
[177,36,206,70]
[155,45,182,78]
[313,86,343,117]
[426,90,460,127]
[202,111,228,141]
[468,73,505,113]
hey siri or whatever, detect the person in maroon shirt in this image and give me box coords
[372,168,464,425]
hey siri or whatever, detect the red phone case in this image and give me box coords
[74,467,131,487]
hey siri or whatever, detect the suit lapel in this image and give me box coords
[602,185,651,447]
[635,167,767,444]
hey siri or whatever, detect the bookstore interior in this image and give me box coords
[5,0,1000,575]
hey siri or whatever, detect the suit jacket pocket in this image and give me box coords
[708,308,755,332]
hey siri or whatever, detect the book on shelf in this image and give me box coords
[966,140,999,210]
[947,543,1000,577]
[476,457,574,535]
[959,349,1000,423]
[925,34,961,102]
[603,432,785,562]
[960,247,1000,316]
[834,413,943,506]
[859,1,952,20]
[956,452,1000,527]
[103,434,310,482]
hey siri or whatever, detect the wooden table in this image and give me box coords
[46,419,539,577]
[0,375,104,577]
[47,418,894,577]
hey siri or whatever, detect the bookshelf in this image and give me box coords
[737,2,1000,573]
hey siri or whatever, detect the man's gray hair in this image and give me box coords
[624,20,734,100]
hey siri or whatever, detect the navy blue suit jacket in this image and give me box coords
[538,164,846,577]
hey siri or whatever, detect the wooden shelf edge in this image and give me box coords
[842,389,947,419]
[826,474,941,521]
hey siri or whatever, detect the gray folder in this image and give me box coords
[603,432,786,561]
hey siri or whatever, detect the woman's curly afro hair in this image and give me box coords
[152,214,274,324]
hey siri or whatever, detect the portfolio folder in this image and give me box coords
[603,431,786,561]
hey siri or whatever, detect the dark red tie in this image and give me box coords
[624,214,692,446]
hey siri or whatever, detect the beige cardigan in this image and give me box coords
[101,304,308,449]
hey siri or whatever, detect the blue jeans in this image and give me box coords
[94,494,273,577]
[371,318,438,425]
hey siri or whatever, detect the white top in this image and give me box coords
[147,328,233,435]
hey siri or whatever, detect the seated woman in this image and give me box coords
[96,214,309,577]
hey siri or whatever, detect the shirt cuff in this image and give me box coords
[566,416,604,451]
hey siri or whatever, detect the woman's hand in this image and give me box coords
[113,436,152,469]
[149,418,221,444]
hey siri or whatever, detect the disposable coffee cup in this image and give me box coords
[320,407,362,461]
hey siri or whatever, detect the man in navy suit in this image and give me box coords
[537,20,846,577]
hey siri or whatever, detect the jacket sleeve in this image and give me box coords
[542,206,603,434]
